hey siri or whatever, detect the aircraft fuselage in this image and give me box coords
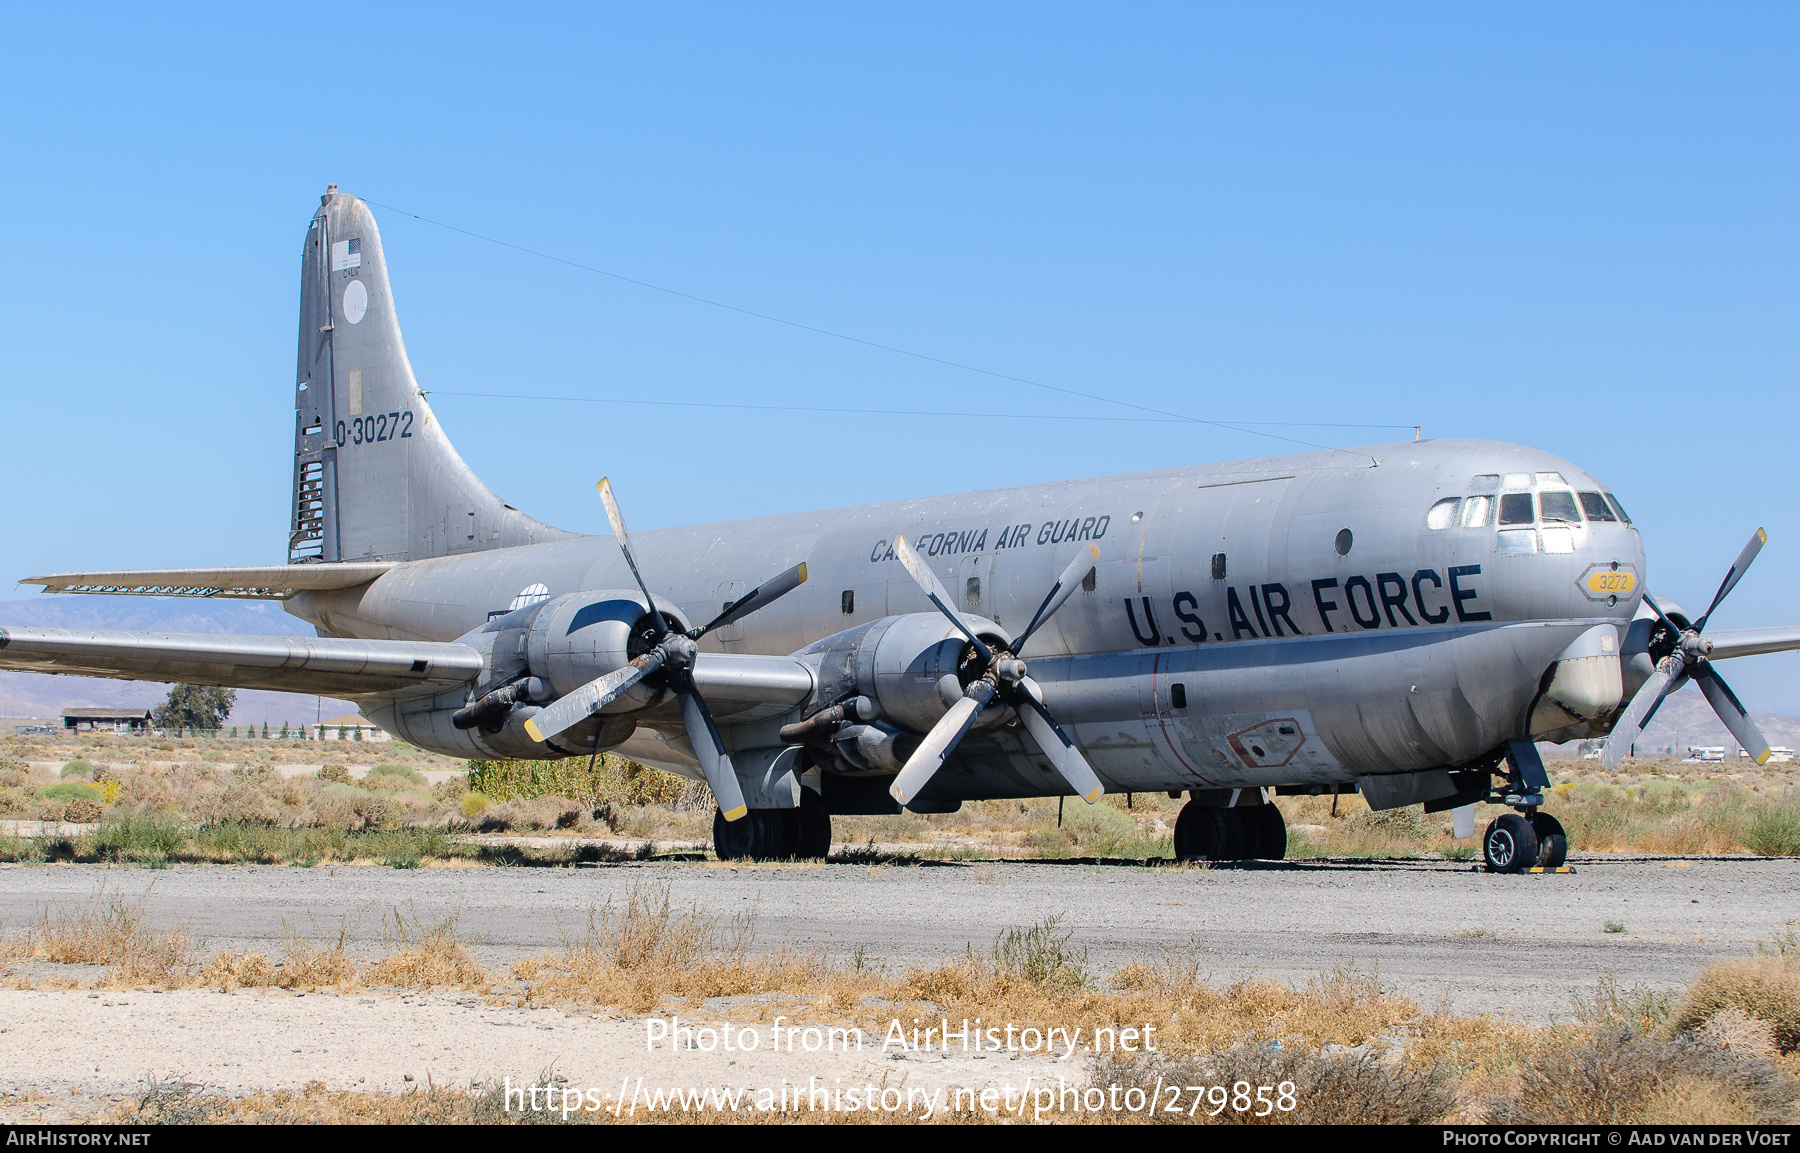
[288,436,1642,795]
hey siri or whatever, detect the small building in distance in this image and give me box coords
[320,713,390,742]
[62,707,151,734]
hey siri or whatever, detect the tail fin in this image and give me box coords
[289,188,571,563]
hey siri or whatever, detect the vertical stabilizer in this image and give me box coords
[290,188,571,563]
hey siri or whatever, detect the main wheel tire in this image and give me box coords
[713,808,801,861]
[1529,812,1567,869]
[1173,801,1206,859]
[1213,808,1247,860]
[713,807,754,860]
[1483,813,1539,873]
[797,789,832,860]
[1246,804,1288,860]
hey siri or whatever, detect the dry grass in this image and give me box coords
[365,910,488,989]
[3,890,196,985]
[200,919,360,991]
[1670,938,1800,1054]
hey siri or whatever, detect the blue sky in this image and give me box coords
[2,4,1796,705]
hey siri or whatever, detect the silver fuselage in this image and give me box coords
[288,437,1641,794]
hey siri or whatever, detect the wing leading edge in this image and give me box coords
[0,627,480,698]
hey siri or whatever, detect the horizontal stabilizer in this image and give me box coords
[19,563,395,600]
[0,626,479,697]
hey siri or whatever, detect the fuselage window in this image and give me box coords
[1538,491,1581,524]
[1497,529,1538,555]
[1426,498,1459,530]
[1470,474,1500,492]
[1605,493,1633,524]
[1498,492,1535,526]
[1578,492,1617,522]
[1459,495,1493,528]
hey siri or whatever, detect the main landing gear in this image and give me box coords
[1172,790,1287,861]
[1480,740,1567,873]
[712,789,831,861]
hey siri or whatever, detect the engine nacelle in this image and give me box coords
[800,612,1012,735]
[371,589,690,759]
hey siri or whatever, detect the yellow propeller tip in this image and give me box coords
[796,561,808,583]
[1083,789,1104,803]
[721,805,748,822]
[523,719,544,742]
[1756,752,1772,766]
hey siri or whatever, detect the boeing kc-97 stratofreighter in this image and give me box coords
[9,188,1799,871]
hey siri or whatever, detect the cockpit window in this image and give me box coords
[1470,474,1500,492]
[1536,471,1567,487]
[1498,492,1535,526]
[1503,473,1532,491]
[1459,495,1493,528]
[1426,498,1458,530]
[1538,491,1581,524]
[1579,491,1617,522]
[1605,493,1633,524]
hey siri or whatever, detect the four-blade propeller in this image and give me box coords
[887,537,1106,809]
[1600,529,1771,769]
[522,478,808,821]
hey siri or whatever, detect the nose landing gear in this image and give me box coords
[1480,740,1568,872]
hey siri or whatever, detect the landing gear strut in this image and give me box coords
[712,789,832,861]
[1480,740,1566,872]
[1172,791,1287,861]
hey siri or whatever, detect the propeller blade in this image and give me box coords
[1693,664,1772,765]
[523,648,668,742]
[1015,680,1104,803]
[1600,654,1685,770]
[888,680,994,807]
[892,536,994,662]
[1695,528,1768,632]
[693,562,809,639]
[676,683,747,821]
[1640,591,1685,637]
[1011,544,1101,654]
[597,478,667,639]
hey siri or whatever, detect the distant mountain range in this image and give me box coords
[0,596,357,726]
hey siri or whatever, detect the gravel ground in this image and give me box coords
[1,854,1790,1019]
[1,854,1792,1121]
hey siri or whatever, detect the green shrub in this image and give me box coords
[468,756,695,807]
[35,782,106,805]
[987,912,1090,991]
[369,764,427,786]
[91,814,188,862]
[1744,803,1800,857]
[60,760,97,779]
[1347,805,1430,839]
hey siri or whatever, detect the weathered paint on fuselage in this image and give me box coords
[288,438,1643,794]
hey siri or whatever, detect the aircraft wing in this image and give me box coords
[0,627,481,698]
[1703,627,1800,662]
[18,563,394,600]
